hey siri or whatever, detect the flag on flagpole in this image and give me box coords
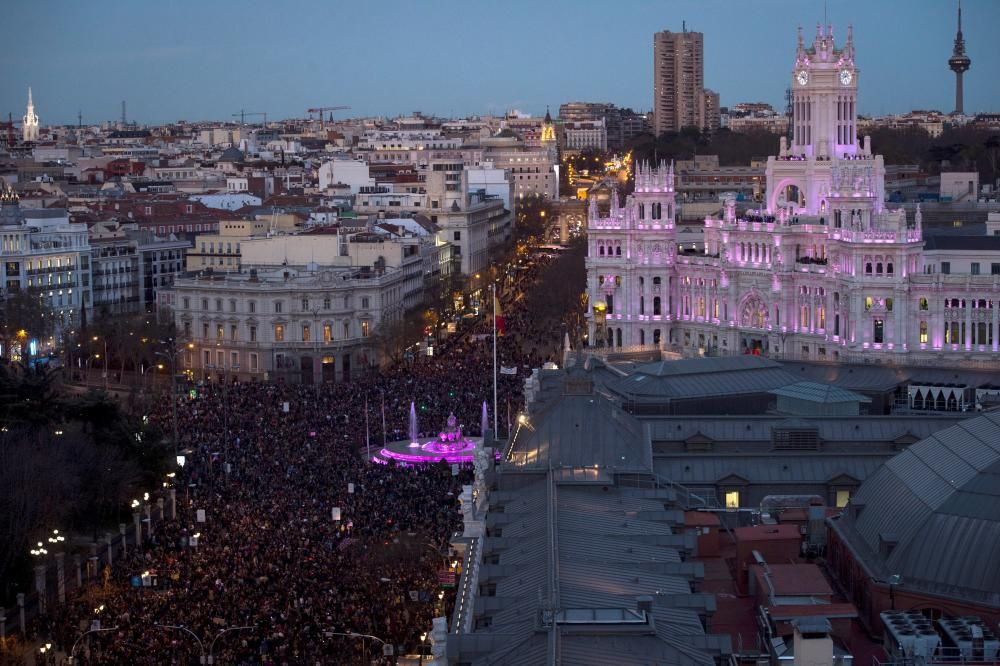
[494,295,505,335]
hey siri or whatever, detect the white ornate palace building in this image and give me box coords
[587,24,1000,364]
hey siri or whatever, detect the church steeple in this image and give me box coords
[540,106,556,147]
[22,86,39,143]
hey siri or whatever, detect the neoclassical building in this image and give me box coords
[587,24,1000,365]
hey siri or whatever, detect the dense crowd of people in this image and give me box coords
[22,252,580,665]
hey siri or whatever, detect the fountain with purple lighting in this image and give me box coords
[374,404,500,466]
[409,401,419,444]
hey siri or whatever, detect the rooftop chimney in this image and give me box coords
[793,618,834,666]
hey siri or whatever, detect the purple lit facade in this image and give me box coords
[587,24,1000,363]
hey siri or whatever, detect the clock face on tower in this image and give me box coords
[840,69,853,86]
[797,70,809,86]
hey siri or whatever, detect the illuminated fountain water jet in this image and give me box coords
[409,401,419,445]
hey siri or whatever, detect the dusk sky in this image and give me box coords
[3,0,998,126]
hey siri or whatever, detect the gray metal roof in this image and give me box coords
[655,455,885,486]
[769,381,872,404]
[507,389,651,472]
[780,361,1000,392]
[634,355,783,377]
[645,415,965,445]
[457,475,726,665]
[831,412,1000,607]
[924,233,1000,251]
[609,362,798,401]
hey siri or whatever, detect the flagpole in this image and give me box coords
[492,281,498,438]
[365,394,371,461]
[380,389,387,447]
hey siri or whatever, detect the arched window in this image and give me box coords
[653,297,662,316]
[653,329,661,345]
[865,262,872,274]
[640,329,646,345]
[639,204,645,219]
[919,321,928,344]
[599,245,605,256]
[876,262,883,274]
[639,296,645,315]
[616,328,623,347]
[615,245,622,256]
[919,297,928,310]
[887,262,894,275]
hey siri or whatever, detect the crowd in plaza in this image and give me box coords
[21,253,577,665]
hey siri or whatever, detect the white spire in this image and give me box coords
[23,86,40,143]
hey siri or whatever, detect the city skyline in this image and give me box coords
[2,0,999,126]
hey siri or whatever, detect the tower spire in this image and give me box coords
[948,0,971,114]
[22,86,39,143]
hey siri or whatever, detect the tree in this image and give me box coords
[374,313,425,365]
[513,195,552,246]
[0,365,167,601]
[0,287,52,362]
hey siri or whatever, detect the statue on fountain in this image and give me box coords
[435,413,465,452]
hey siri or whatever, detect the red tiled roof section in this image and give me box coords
[684,511,721,527]
[733,524,801,541]
[82,196,225,224]
[754,563,832,597]
[767,603,858,619]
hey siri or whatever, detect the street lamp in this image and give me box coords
[30,542,49,615]
[322,632,393,663]
[206,625,255,664]
[156,342,181,456]
[420,631,428,664]
[153,624,205,663]
[93,335,108,390]
[888,574,902,610]
[69,626,120,663]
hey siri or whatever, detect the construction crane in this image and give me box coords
[232,110,267,125]
[306,106,350,130]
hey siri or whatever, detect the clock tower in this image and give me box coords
[767,24,883,217]
[790,24,858,160]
